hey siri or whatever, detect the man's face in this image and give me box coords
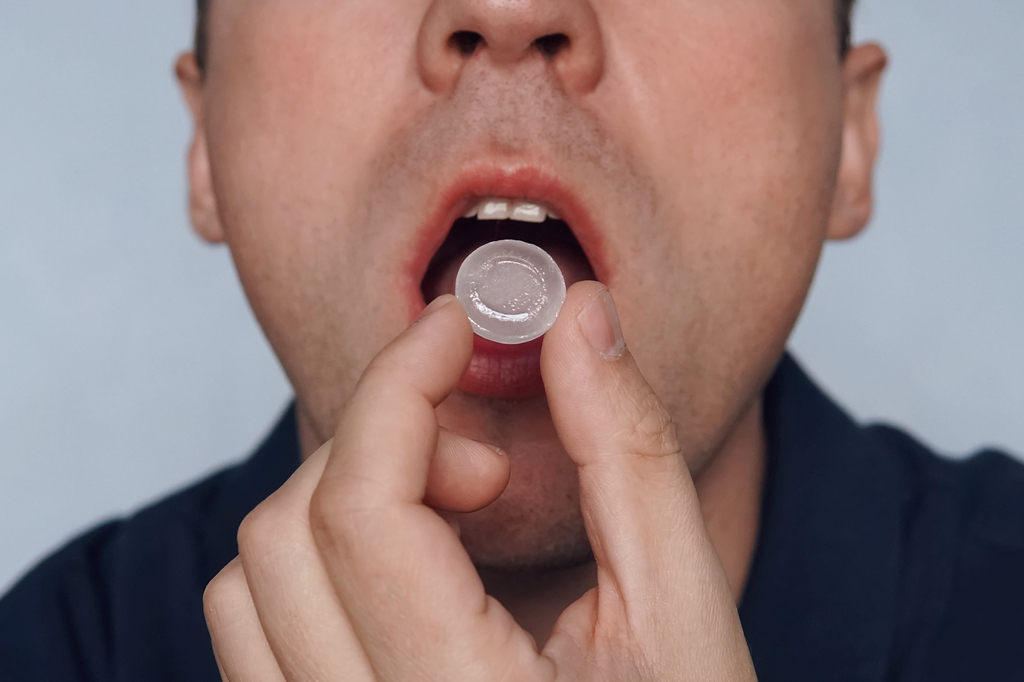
[184,0,877,569]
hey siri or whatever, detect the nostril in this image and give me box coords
[449,31,484,57]
[533,33,570,59]
[445,30,572,63]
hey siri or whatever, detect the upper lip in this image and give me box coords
[404,163,608,310]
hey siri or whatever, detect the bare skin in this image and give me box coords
[207,288,763,680]
[177,0,886,674]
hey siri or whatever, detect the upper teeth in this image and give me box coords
[463,198,560,223]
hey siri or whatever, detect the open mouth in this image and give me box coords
[421,199,595,302]
[419,197,597,398]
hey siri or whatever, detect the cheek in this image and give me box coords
[595,0,843,219]
[589,0,843,447]
[204,0,427,250]
[201,1,436,430]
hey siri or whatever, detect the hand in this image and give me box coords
[204,282,757,682]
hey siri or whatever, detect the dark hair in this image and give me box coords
[837,0,855,57]
[194,0,854,75]
[194,0,210,74]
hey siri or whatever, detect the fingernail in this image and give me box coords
[415,294,455,323]
[577,290,626,360]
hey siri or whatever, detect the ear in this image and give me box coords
[175,52,225,244]
[827,43,888,241]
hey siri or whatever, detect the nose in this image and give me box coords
[417,0,604,94]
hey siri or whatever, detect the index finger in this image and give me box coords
[308,295,546,682]
[321,294,474,505]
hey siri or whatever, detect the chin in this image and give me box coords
[454,474,593,571]
[460,516,594,572]
[435,389,593,571]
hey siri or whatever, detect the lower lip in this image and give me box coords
[424,240,595,399]
[446,242,593,399]
[457,335,546,398]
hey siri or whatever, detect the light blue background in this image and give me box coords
[2,1,1022,592]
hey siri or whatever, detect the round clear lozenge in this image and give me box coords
[455,239,567,344]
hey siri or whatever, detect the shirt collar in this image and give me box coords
[739,353,902,681]
[201,403,303,580]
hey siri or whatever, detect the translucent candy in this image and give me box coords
[455,240,567,345]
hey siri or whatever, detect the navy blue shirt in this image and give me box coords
[3,354,1023,680]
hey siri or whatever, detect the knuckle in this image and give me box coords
[236,496,291,560]
[307,484,341,545]
[203,560,248,625]
[308,478,392,558]
[308,479,363,550]
[235,508,267,558]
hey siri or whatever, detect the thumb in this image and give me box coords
[540,282,732,621]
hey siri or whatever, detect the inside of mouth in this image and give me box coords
[420,217,595,303]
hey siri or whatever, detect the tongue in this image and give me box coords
[424,241,595,302]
